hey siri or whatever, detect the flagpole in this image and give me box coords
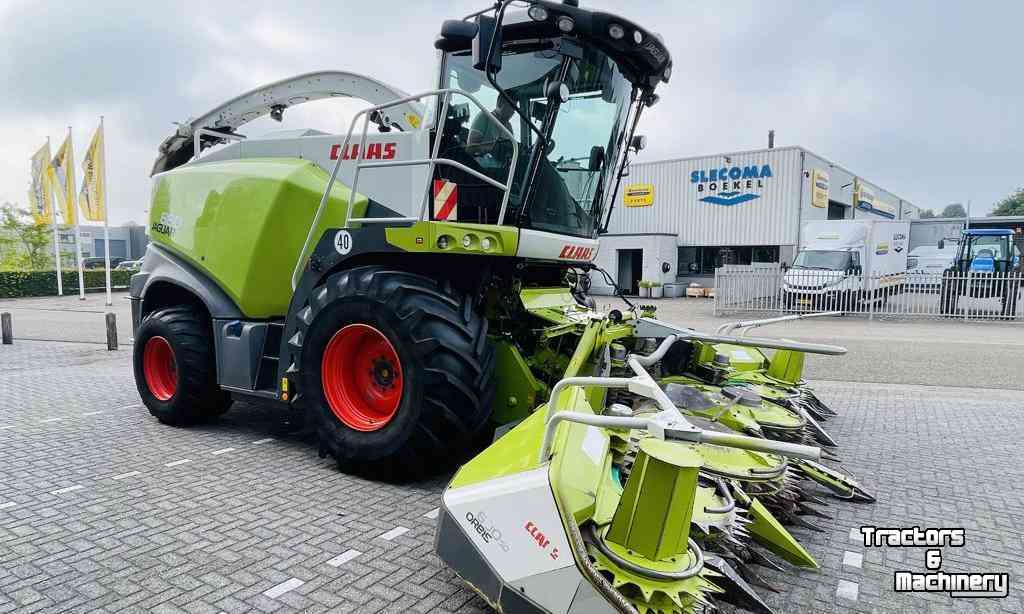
[68,126,86,301]
[100,117,112,306]
[47,136,63,296]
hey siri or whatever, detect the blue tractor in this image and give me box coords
[939,228,1022,316]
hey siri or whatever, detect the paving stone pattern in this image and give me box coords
[1,340,1022,612]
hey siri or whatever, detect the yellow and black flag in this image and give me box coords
[29,142,54,224]
[50,132,77,224]
[79,123,106,222]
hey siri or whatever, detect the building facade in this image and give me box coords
[53,223,148,265]
[591,146,919,295]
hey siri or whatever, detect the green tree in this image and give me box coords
[990,188,1024,216]
[918,209,936,218]
[941,203,967,218]
[0,203,53,271]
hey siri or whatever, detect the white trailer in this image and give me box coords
[782,220,910,309]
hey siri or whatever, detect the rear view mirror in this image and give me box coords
[472,15,502,73]
[436,20,477,51]
[589,146,605,172]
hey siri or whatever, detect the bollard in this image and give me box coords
[1,312,11,345]
[105,312,118,351]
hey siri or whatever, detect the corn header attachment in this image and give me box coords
[437,291,875,614]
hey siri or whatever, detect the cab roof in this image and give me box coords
[963,228,1013,236]
[437,1,672,91]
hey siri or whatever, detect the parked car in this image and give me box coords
[906,245,956,289]
[81,257,127,270]
[115,259,142,271]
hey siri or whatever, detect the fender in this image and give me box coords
[130,243,243,330]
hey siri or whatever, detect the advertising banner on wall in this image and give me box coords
[623,183,655,207]
[811,169,829,208]
[854,179,896,219]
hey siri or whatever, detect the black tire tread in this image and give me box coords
[134,306,231,425]
[295,266,495,479]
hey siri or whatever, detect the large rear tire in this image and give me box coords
[296,266,495,479]
[134,306,232,425]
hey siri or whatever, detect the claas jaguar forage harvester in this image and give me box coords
[128,1,874,612]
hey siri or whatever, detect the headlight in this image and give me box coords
[608,23,625,39]
[528,5,548,21]
[556,16,575,33]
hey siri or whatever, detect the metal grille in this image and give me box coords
[713,267,1023,321]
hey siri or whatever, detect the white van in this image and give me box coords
[783,220,910,309]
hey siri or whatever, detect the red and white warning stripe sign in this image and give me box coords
[433,180,458,221]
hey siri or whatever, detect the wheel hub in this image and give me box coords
[322,323,404,432]
[143,336,178,401]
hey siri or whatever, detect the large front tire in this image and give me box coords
[297,266,495,478]
[134,306,232,425]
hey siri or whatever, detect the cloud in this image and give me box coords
[1,0,1022,224]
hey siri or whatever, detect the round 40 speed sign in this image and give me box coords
[334,230,353,255]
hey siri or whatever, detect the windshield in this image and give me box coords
[965,236,1008,260]
[792,250,852,271]
[440,41,633,237]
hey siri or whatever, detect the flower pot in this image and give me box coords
[639,287,650,298]
[650,286,663,298]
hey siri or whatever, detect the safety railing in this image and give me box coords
[713,267,1023,321]
[291,87,519,289]
[193,129,245,159]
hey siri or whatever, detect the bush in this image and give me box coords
[0,270,133,299]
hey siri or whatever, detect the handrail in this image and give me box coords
[291,87,519,289]
[538,336,822,464]
[715,311,842,336]
[193,129,245,159]
[634,317,847,356]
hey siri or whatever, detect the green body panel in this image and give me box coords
[384,221,519,256]
[766,348,806,384]
[490,340,546,425]
[150,158,357,317]
[446,404,547,489]
[519,287,590,325]
[547,319,607,521]
[607,439,702,561]
[707,343,768,372]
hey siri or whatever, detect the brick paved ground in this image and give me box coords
[1,300,1022,612]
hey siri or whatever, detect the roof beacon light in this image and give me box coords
[527,5,549,22]
[556,15,575,33]
[608,23,625,40]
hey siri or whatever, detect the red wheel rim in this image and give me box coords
[143,336,177,401]
[322,324,404,432]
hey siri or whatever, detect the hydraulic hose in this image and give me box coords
[566,514,637,614]
[703,479,736,514]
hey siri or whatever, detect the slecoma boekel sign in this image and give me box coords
[691,164,773,206]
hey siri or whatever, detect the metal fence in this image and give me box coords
[714,268,1023,321]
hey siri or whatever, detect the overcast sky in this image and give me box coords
[2,0,1021,225]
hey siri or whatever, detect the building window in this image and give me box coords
[678,245,780,276]
[678,247,700,275]
[752,246,779,263]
